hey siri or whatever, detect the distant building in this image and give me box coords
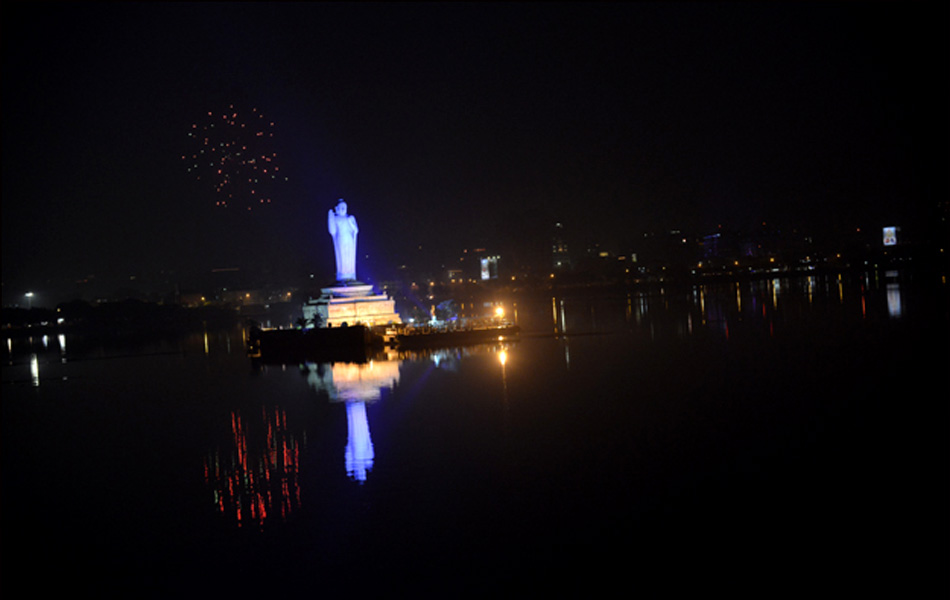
[446,268,464,284]
[552,222,572,270]
[445,247,500,283]
[479,256,499,280]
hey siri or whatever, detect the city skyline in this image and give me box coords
[3,3,947,305]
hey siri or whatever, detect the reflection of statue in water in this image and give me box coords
[303,359,400,483]
[328,199,359,282]
[345,402,374,482]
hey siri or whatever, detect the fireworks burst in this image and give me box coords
[183,104,288,210]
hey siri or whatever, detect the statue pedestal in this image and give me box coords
[303,281,401,328]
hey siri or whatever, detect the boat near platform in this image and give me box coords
[248,318,519,361]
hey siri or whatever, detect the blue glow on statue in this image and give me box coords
[328,199,359,282]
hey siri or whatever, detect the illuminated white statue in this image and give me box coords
[328,199,359,282]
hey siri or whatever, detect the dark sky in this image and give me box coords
[2,2,947,301]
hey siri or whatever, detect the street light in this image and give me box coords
[25,292,34,310]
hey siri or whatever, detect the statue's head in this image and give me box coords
[335,199,347,215]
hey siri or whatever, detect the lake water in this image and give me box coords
[3,271,947,596]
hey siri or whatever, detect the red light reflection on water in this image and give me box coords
[203,406,302,529]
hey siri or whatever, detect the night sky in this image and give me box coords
[2,2,947,303]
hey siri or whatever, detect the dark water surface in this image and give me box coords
[3,272,947,596]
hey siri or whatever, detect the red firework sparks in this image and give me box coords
[183,104,287,210]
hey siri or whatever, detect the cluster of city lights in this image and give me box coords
[183,104,287,210]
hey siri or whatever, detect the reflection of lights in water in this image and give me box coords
[837,274,844,303]
[699,286,706,325]
[551,296,569,333]
[30,354,40,387]
[58,334,67,364]
[42,335,49,349]
[345,402,374,483]
[305,360,400,402]
[427,349,463,371]
[335,361,399,402]
[204,407,302,529]
[886,283,902,318]
[498,347,510,411]
[203,331,209,355]
[304,360,400,483]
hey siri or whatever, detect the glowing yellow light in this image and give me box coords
[498,350,508,366]
[495,307,505,318]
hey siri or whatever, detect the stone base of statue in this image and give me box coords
[302,281,401,329]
